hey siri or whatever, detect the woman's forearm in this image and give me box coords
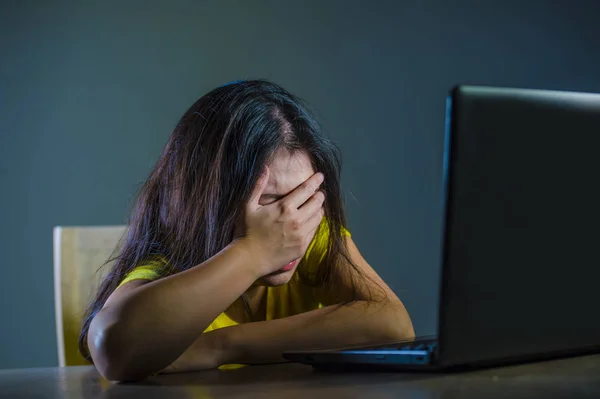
[221,299,414,365]
[88,240,259,381]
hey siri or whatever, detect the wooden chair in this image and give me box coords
[53,225,127,366]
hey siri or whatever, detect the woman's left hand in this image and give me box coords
[161,329,228,374]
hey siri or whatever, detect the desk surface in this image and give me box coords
[2,354,600,398]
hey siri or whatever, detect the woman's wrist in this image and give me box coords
[228,238,267,280]
[161,329,232,373]
[210,326,238,366]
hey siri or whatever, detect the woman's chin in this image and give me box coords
[257,271,293,286]
[257,265,298,286]
[254,259,300,286]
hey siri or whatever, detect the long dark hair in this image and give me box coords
[79,80,373,360]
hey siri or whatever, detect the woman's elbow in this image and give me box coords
[379,301,415,341]
[87,316,145,382]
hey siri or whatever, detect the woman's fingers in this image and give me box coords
[247,167,270,211]
[298,190,325,223]
[281,172,324,210]
[304,206,325,237]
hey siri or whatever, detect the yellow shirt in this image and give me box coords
[118,219,350,333]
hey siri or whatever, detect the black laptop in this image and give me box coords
[283,85,600,370]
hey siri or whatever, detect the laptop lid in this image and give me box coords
[437,86,600,367]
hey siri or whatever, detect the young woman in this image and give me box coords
[79,80,414,381]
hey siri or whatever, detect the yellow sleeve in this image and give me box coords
[118,259,164,288]
[342,225,351,237]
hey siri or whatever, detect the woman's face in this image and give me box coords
[257,147,318,286]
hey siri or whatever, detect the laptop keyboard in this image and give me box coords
[371,338,437,353]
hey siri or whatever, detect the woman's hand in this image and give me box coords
[236,167,325,278]
[161,329,228,374]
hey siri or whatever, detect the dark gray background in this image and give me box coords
[1,0,599,369]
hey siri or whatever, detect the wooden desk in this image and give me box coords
[2,354,600,398]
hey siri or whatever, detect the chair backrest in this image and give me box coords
[53,225,127,366]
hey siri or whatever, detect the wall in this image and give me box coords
[1,0,599,368]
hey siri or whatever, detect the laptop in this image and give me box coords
[283,85,600,370]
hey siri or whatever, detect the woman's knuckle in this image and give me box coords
[290,218,302,230]
[280,201,293,215]
[294,235,305,246]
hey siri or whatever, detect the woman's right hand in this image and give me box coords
[237,167,325,278]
